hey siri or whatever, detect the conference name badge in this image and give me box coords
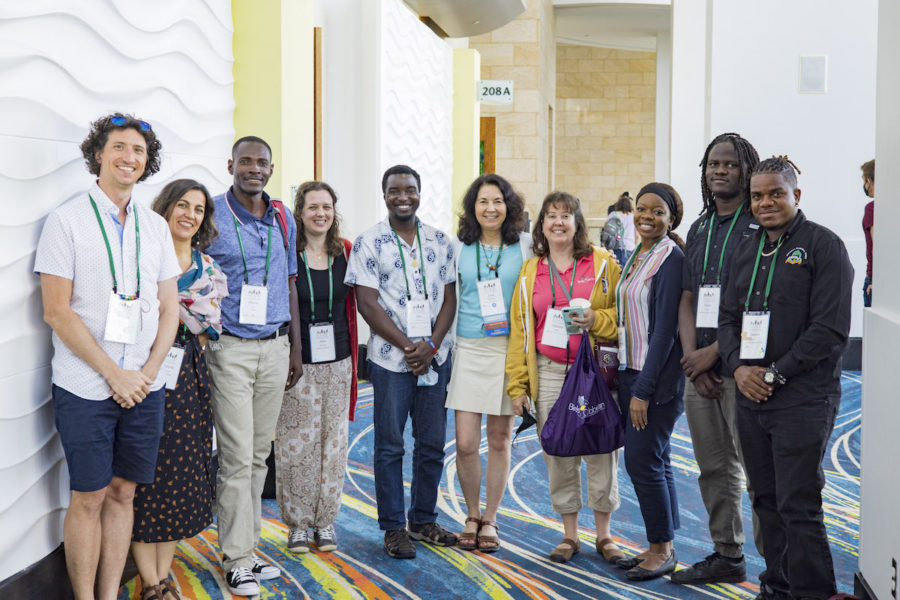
[740,311,770,359]
[104,291,140,345]
[309,322,336,363]
[696,285,722,328]
[406,298,433,338]
[477,279,509,336]
[239,284,268,325]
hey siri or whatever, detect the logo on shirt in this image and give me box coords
[785,247,807,265]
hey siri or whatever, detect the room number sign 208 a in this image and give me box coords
[477,80,514,105]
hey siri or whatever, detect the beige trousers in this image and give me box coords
[535,353,620,515]
[206,333,290,572]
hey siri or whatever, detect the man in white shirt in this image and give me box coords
[34,113,180,600]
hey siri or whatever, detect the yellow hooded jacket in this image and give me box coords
[505,245,621,403]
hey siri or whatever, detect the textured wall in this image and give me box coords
[0,0,234,581]
[555,43,656,217]
[379,0,454,232]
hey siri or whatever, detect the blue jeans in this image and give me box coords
[617,368,684,543]
[368,358,451,530]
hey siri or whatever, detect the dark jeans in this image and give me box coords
[736,398,839,599]
[618,368,684,543]
[368,358,451,531]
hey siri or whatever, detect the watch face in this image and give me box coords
[763,371,774,384]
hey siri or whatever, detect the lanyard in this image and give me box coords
[302,251,333,321]
[89,194,141,298]
[701,206,742,285]
[475,240,503,281]
[744,233,785,311]
[232,214,273,285]
[614,237,663,325]
[392,222,428,300]
[547,257,578,307]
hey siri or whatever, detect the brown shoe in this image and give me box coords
[477,520,500,553]
[457,516,481,551]
[160,578,181,600]
[595,537,625,564]
[550,537,580,563]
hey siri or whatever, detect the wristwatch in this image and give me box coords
[763,363,787,386]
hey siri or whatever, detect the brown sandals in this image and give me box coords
[549,537,580,563]
[458,516,481,551]
[142,584,163,600]
[595,537,625,564]
[477,520,501,553]
[160,578,181,600]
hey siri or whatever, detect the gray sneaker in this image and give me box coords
[315,525,338,551]
[287,528,311,554]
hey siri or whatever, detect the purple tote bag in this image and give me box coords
[540,332,625,457]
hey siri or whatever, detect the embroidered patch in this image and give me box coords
[785,247,807,265]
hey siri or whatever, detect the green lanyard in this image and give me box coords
[614,237,663,325]
[302,251,333,321]
[547,257,578,307]
[475,240,503,281]
[701,206,743,285]
[89,194,141,298]
[744,233,785,312]
[392,222,428,300]
[232,214,273,286]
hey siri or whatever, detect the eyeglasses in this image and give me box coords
[110,115,151,131]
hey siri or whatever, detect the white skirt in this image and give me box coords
[445,335,514,415]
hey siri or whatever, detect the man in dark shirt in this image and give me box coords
[718,156,853,600]
[673,133,760,585]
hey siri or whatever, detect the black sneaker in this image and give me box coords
[225,567,260,596]
[407,522,459,546]
[384,529,416,559]
[670,552,746,584]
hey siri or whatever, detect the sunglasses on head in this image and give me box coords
[110,115,151,131]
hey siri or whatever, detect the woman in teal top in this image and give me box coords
[446,174,531,553]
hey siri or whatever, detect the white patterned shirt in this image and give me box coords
[344,218,456,373]
[34,182,181,400]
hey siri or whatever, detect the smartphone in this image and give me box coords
[560,306,584,334]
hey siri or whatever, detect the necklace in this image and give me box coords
[761,247,777,257]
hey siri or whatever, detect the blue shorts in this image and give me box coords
[52,384,165,492]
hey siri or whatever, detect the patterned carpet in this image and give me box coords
[119,372,861,599]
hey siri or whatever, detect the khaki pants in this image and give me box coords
[206,334,290,572]
[534,354,620,515]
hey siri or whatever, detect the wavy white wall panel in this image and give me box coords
[0,0,234,582]
[379,0,454,232]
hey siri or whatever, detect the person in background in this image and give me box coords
[672,133,761,585]
[446,174,531,553]
[614,183,685,581]
[506,191,622,565]
[276,181,358,554]
[719,156,852,600]
[861,159,874,307]
[132,179,228,600]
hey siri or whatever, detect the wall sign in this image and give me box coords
[477,80,514,105]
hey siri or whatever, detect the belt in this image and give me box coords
[222,323,290,341]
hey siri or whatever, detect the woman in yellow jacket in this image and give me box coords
[506,191,623,564]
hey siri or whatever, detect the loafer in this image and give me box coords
[616,555,645,569]
[626,549,677,581]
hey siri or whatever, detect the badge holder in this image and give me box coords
[309,322,336,363]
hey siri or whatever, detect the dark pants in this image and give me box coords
[618,368,684,543]
[736,398,839,599]
[368,358,451,531]
[863,275,872,307]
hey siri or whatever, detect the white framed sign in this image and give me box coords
[477,80,514,105]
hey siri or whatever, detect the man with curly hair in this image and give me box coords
[34,113,181,600]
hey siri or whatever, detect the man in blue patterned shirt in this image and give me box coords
[344,164,458,558]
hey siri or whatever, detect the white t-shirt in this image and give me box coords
[618,211,637,252]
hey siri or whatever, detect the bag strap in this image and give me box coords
[270,199,290,249]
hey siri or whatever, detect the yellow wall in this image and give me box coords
[452,48,480,230]
[232,0,316,207]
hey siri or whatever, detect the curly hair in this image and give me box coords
[80,113,162,182]
[635,182,685,251]
[456,174,526,246]
[151,179,218,250]
[531,191,593,259]
[294,181,345,257]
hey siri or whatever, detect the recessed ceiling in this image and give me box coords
[555,1,671,52]
[403,0,526,38]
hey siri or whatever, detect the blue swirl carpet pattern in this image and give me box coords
[119,372,861,599]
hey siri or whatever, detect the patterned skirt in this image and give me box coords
[132,336,214,542]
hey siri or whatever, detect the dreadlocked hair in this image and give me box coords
[698,132,760,216]
[752,155,802,188]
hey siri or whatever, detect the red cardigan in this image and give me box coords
[343,238,359,420]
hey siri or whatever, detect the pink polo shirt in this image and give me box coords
[534,255,596,363]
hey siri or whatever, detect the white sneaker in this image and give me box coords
[226,567,260,596]
[251,554,281,580]
[287,528,311,553]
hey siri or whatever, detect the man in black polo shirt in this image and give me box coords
[673,133,759,584]
[718,156,853,600]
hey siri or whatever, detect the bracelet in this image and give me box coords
[426,339,438,354]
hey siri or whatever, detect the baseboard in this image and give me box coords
[0,544,73,600]
[855,570,879,600]
[845,337,862,370]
